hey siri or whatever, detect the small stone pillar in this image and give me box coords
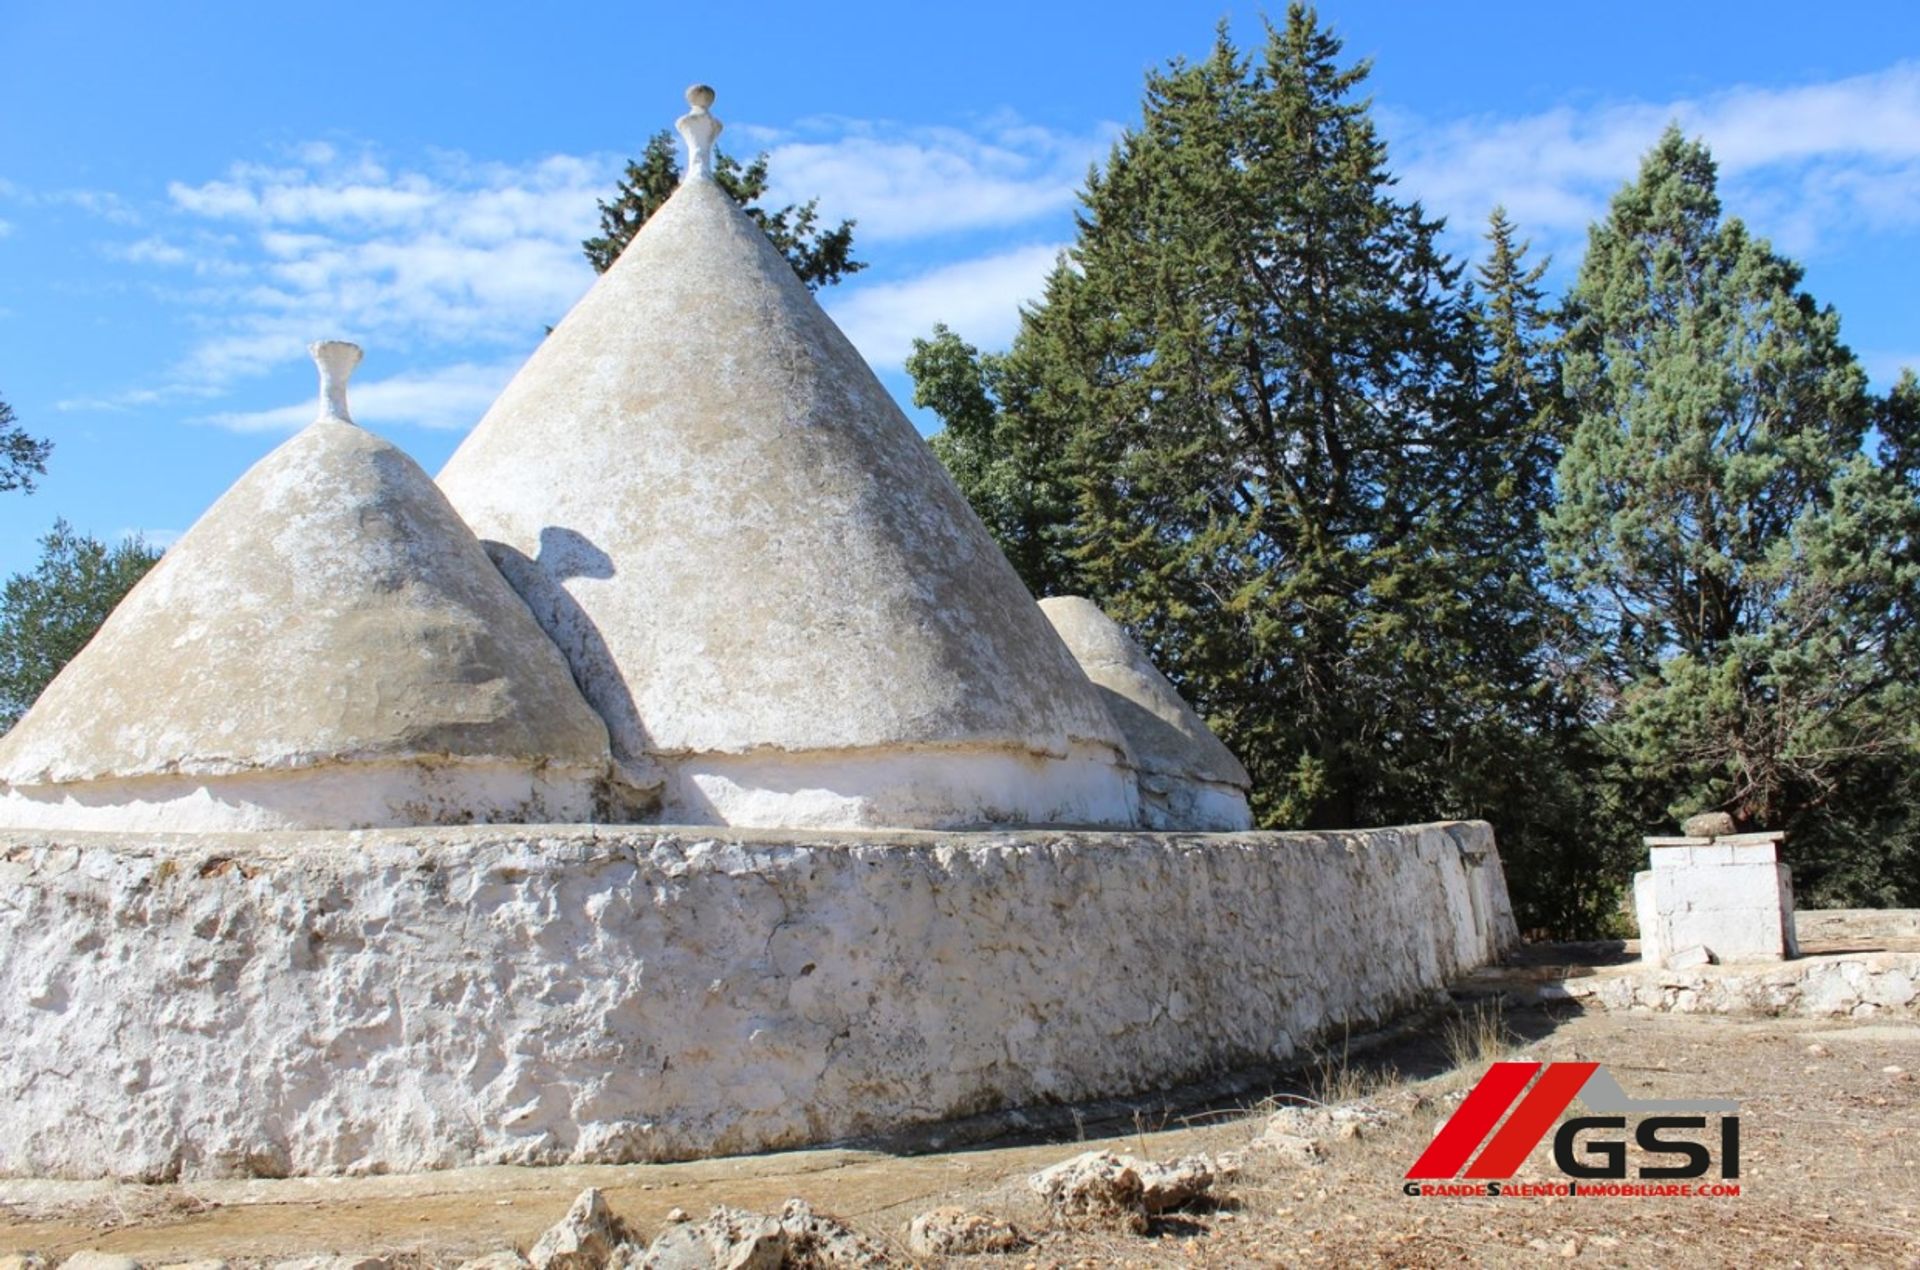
[1633,823,1798,967]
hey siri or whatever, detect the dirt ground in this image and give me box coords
[2,1003,1916,1268]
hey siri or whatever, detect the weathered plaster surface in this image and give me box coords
[437,180,1132,828]
[0,820,1514,1180]
[1039,597,1253,831]
[0,758,604,832]
[0,417,610,830]
[661,741,1138,829]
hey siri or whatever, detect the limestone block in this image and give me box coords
[1652,861,1784,913]
[1667,945,1714,969]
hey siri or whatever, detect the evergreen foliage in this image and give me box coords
[908,8,1633,933]
[582,131,864,288]
[0,520,160,730]
[1550,127,1920,905]
[909,13,1920,932]
[0,394,51,495]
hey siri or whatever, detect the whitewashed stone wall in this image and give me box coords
[0,821,1514,1181]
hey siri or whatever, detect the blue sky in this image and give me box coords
[2,1,1918,576]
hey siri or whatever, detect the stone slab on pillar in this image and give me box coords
[1636,831,1797,966]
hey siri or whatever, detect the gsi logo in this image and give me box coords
[1406,1062,1740,1181]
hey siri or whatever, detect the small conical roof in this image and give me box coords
[0,342,609,788]
[437,91,1122,770]
[1039,596,1251,791]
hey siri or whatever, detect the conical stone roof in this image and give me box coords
[1040,596,1253,831]
[437,89,1131,829]
[0,342,612,830]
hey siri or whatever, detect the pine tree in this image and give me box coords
[582,132,864,289]
[0,520,160,729]
[1548,126,1920,900]
[0,393,51,495]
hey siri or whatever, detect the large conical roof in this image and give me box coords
[0,343,610,792]
[436,112,1122,775]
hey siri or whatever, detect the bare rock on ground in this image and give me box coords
[639,1206,783,1270]
[1028,1151,1225,1233]
[0,1256,50,1270]
[639,1200,888,1269]
[906,1207,1026,1256]
[61,1257,145,1270]
[1254,1099,1399,1164]
[268,1260,390,1270]
[454,1254,530,1270]
[155,1262,231,1270]
[530,1189,621,1270]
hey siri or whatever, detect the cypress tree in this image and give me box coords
[1548,126,1920,901]
[1037,8,1505,832]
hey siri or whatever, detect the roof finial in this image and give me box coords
[676,84,722,184]
[310,340,363,424]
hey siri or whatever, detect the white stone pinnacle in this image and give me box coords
[310,339,362,424]
[675,83,722,184]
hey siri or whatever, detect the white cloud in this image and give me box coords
[826,243,1065,370]
[114,145,613,401]
[1394,61,1920,264]
[93,115,1113,418]
[115,235,186,265]
[0,219,11,239]
[198,358,521,433]
[756,115,1118,241]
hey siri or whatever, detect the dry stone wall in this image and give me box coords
[0,821,1514,1180]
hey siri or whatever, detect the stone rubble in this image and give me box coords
[1252,1100,1400,1166]
[905,1206,1026,1257]
[1534,952,1920,1017]
[453,1255,529,1270]
[1027,1150,1226,1233]
[638,1199,888,1268]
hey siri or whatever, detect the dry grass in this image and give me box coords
[1442,998,1516,1072]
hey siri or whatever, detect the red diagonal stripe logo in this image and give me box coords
[1464,1061,1598,1179]
[1404,1061,1539,1179]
